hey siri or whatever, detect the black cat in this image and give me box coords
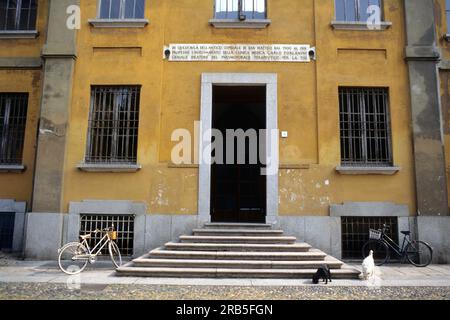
[312,265,332,284]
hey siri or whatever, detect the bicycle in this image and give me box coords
[362,224,433,267]
[58,225,122,275]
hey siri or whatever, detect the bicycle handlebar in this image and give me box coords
[93,225,115,234]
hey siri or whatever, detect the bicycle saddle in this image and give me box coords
[401,231,411,236]
[80,234,92,240]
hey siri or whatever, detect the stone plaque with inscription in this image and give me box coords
[165,44,312,63]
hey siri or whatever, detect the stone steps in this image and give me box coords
[149,248,327,261]
[203,223,272,230]
[192,229,284,237]
[164,242,310,252]
[116,223,361,279]
[179,235,297,244]
[116,266,361,279]
[132,257,344,269]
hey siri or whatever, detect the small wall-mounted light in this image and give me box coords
[164,49,171,59]
[308,47,317,61]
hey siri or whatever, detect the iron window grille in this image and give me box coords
[0,0,38,31]
[0,93,28,165]
[0,212,15,250]
[341,216,398,259]
[98,0,145,19]
[79,214,135,256]
[214,0,266,20]
[339,87,393,167]
[85,86,141,164]
[334,0,383,22]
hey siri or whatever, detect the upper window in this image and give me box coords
[0,0,38,31]
[99,0,145,19]
[335,0,382,22]
[214,0,266,20]
[339,87,393,167]
[0,93,28,165]
[446,0,450,31]
[86,86,141,164]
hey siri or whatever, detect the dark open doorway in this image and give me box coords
[211,86,267,223]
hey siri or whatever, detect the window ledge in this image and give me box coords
[209,19,271,29]
[331,21,392,31]
[0,165,26,173]
[336,166,400,175]
[0,30,39,39]
[77,163,142,172]
[88,19,149,28]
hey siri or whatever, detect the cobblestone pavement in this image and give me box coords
[0,253,450,300]
[0,282,449,300]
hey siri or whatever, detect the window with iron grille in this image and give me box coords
[0,93,28,165]
[446,0,450,32]
[86,86,140,164]
[335,0,383,22]
[341,216,398,259]
[79,214,134,256]
[0,212,15,250]
[0,0,38,31]
[98,0,145,19]
[339,87,393,167]
[214,0,266,20]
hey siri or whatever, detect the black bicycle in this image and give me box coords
[362,224,433,267]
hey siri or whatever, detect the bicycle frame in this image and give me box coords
[380,232,412,258]
[72,232,112,261]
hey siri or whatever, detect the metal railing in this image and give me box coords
[0,93,28,165]
[339,87,393,167]
[0,212,15,250]
[341,216,398,259]
[335,0,383,22]
[0,0,38,31]
[98,0,145,19]
[86,86,141,164]
[214,0,266,20]
[80,214,135,256]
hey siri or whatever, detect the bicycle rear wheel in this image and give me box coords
[362,240,389,266]
[58,242,89,275]
[406,241,433,267]
[109,241,122,268]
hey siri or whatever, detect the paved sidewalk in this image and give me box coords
[0,259,449,299]
[1,259,450,287]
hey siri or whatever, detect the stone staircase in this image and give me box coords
[116,223,361,279]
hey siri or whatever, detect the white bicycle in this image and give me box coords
[58,225,122,275]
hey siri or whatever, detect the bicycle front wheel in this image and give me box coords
[109,241,122,268]
[58,242,89,275]
[406,241,433,267]
[362,240,389,266]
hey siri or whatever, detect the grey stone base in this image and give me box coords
[24,212,64,260]
[279,215,450,264]
[417,216,450,264]
[24,207,198,260]
[21,208,450,264]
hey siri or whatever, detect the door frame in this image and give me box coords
[198,73,279,225]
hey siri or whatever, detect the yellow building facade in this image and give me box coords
[0,0,448,262]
